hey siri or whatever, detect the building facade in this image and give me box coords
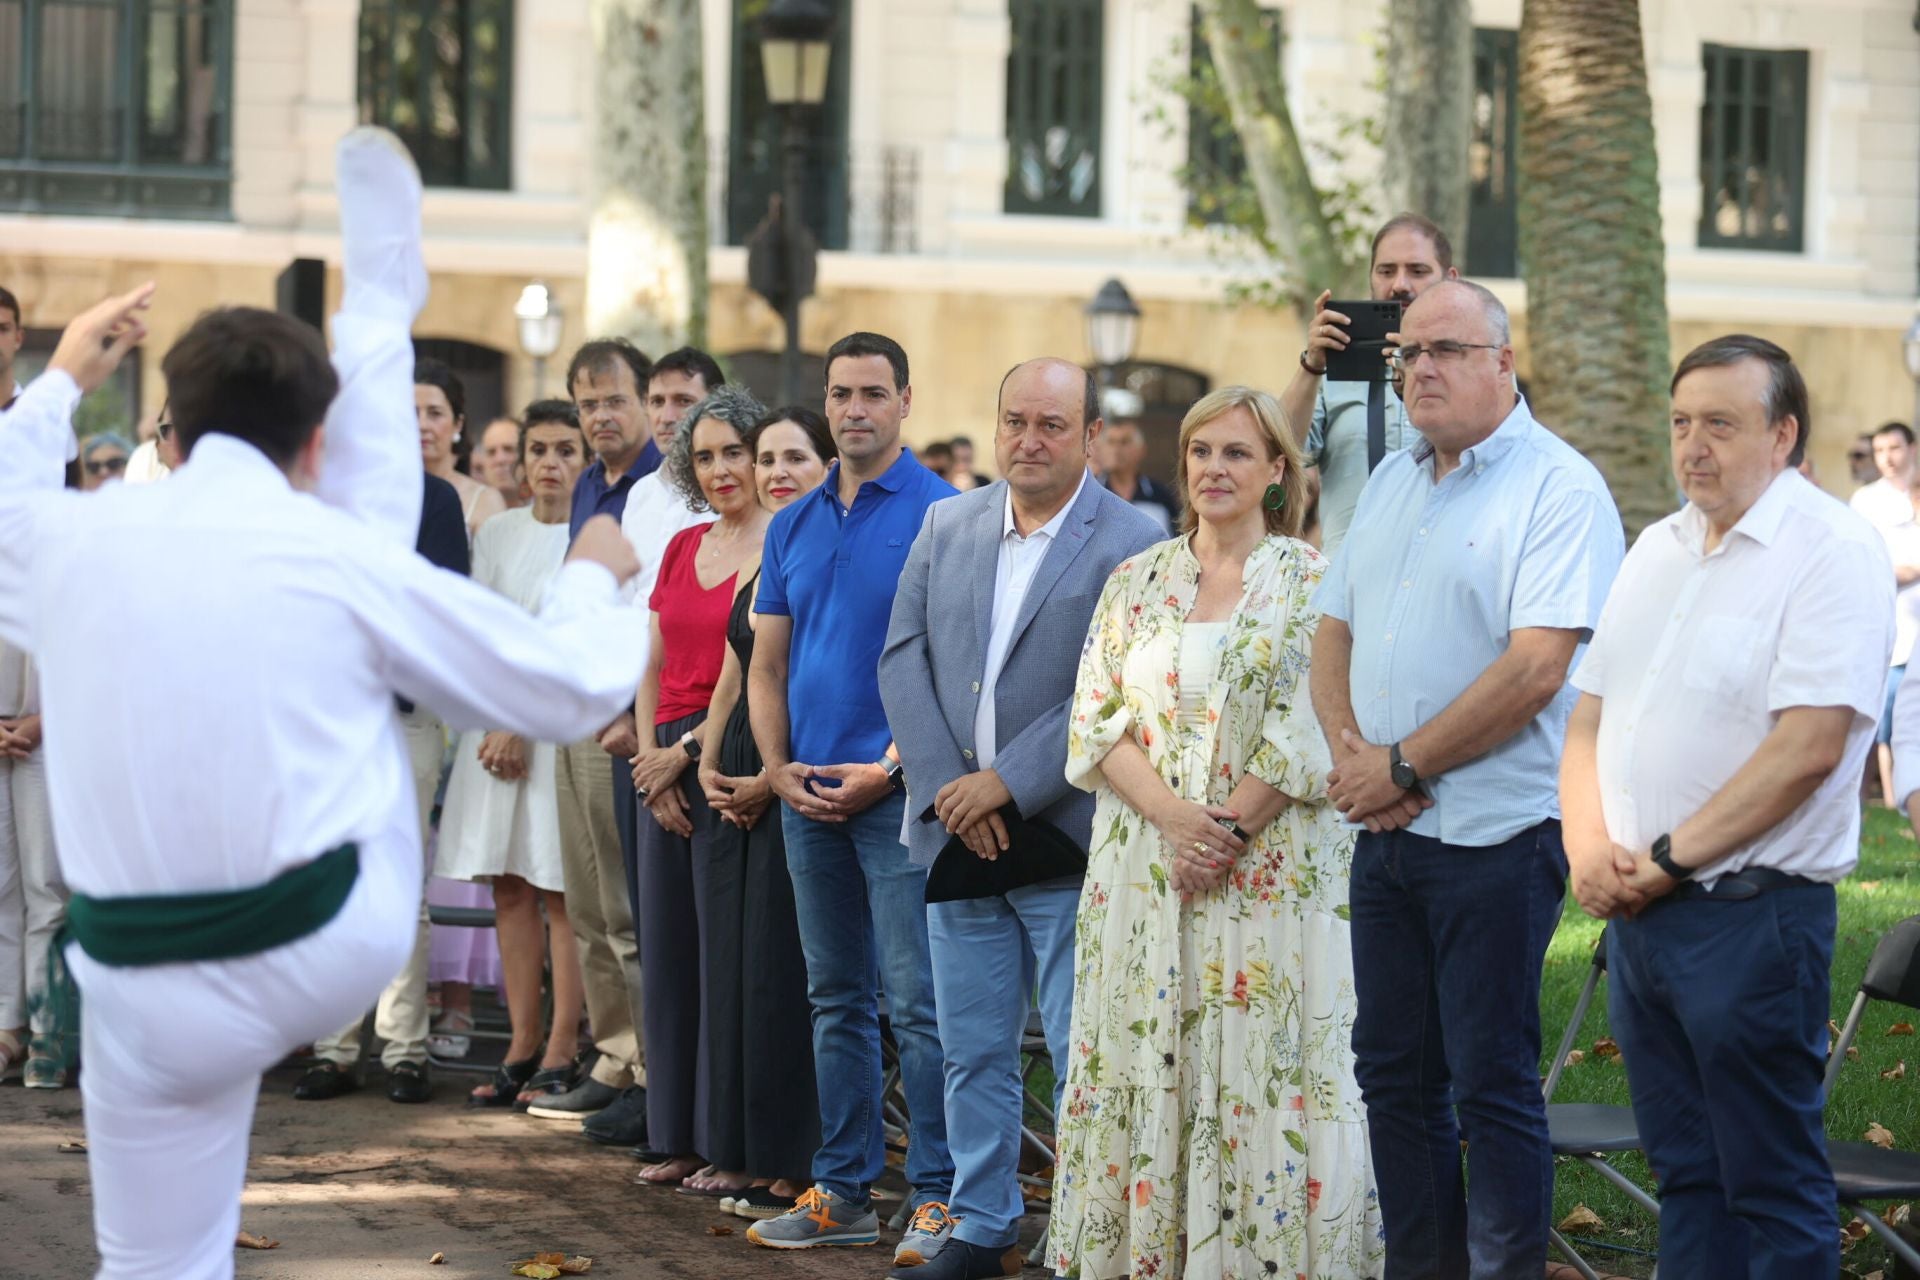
[2,0,1915,487]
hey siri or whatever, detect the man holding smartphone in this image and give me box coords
[1281,212,1458,557]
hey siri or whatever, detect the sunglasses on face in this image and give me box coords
[86,455,128,476]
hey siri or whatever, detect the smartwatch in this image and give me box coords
[1389,742,1420,791]
[679,731,702,761]
[879,757,905,793]
[1650,832,1692,882]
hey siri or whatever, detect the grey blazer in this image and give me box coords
[879,475,1164,868]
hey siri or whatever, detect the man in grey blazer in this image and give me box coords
[879,358,1163,1279]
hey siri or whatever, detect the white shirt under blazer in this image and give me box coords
[1571,469,1893,886]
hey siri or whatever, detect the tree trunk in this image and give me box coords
[1381,0,1473,253]
[1518,0,1670,536]
[1197,0,1358,300]
[587,0,708,353]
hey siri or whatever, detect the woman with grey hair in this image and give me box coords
[627,384,772,1194]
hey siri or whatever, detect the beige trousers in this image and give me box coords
[0,748,63,1033]
[313,706,441,1070]
[555,738,644,1087]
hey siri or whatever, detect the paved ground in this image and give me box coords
[2,1064,1049,1279]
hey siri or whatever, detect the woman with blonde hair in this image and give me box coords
[1050,386,1382,1279]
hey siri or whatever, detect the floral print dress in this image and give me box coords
[1049,533,1383,1280]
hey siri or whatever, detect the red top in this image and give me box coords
[649,524,737,725]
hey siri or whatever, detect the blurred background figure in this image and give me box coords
[477,414,529,510]
[77,434,132,491]
[417,356,506,538]
[947,435,988,490]
[1095,388,1175,536]
[920,439,954,481]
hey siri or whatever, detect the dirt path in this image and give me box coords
[3,1066,1048,1279]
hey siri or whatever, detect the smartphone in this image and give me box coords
[1323,299,1402,383]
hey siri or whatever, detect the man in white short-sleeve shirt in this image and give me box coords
[1562,334,1893,1278]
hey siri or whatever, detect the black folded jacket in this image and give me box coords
[924,805,1088,904]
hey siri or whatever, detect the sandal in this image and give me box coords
[467,1057,538,1109]
[512,1063,576,1113]
[428,1010,474,1060]
[0,1028,24,1081]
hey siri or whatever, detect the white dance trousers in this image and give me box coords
[0,748,62,1031]
[69,820,419,1279]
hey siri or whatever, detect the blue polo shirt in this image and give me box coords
[568,438,662,542]
[757,448,957,765]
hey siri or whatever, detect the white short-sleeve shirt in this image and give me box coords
[1572,470,1894,885]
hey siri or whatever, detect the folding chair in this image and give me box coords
[421,902,524,1074]
[1823,914,1920,1272]
[1018,1006,1057,1266]
[1542,926,1661,1280]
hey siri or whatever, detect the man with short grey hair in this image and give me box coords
[1311,278,1624,1276]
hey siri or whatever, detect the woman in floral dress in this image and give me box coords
[1050,386,1382,1280]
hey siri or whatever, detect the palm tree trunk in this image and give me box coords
[1518,0,1671,536]
[587,0,708,352]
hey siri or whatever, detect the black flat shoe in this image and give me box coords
[467,1057,538,1109]
[386,1060,431,1104]
[292,1062,358,1101]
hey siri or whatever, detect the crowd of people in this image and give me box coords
[0,131,1907,1280]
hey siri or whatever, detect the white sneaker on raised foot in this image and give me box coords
[334,126,427,324]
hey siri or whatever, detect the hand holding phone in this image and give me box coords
[1324,298,1403,383]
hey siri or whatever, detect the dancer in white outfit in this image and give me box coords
[0,130,649,1280]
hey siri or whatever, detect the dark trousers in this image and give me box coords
[614,754,640,939]
[635,711,716,1155]
[1350,819,1567,1280]
[1610,884,1839,1280]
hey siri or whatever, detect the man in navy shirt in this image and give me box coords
[533,337,656,1124]
[747,333,958,1261]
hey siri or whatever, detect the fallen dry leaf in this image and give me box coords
[557,1259,592,1276]
[1892,1203,1912,1226]
[1831,1019,1844,1037]
[429,1253,446,1265]
[56,1140,87,1154]
[1864,1270,1886,1280]
[1557,1204,1605,1235]
[1889,1022,1915,1037]
[1849,1046,1862,1060]
[1842,1217,1871,1249]
[1860,881,1883,892]
[1866,1123,1896,1149]
[1883,1060,1908,1081]
[707,1225,735,1236]
[1591,1037,1620,1062]
[509,1266,560,1280]
[235,1231,280,1251]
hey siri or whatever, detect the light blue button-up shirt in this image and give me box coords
[1306,378,1413,560]
[1313,395,1624,847]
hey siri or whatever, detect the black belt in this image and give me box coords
[1668,867,1826,902]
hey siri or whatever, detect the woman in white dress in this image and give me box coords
[435,401,592,1107]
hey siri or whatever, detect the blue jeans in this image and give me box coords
[1610,884,1838,1279]
[1350,819,1567,1280]
[782,794,953,1206]
[927,877,1079,1249]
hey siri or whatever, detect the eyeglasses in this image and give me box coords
[85,456,128,476]
[1388,341,1503,373]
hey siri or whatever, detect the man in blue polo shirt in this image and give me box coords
[747,332,959,1262]
[533,337,656,1124]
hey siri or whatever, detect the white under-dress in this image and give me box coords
[435,508,571,892]
[1176,621,1229,728]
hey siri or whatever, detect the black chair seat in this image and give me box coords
[1830,1139,1920,1201]
[1549,1103,1642,1154]
[427,905,496,929]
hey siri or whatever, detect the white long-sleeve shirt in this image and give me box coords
[0,312,649,898]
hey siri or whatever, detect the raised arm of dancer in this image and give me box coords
[0,284,153,649]
[311,127,429,545]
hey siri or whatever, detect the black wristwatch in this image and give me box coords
[879,757,905,793]
[1389,742,1420,791]
[679,731,702,761]
[1649,832,1691,882]
[1216,817,1252,843]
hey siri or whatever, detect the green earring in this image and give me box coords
[1262,483,1286,511]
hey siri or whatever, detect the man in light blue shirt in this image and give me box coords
[1309,279,1623,1277]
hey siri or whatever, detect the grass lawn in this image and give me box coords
[1542,806,1920,1278]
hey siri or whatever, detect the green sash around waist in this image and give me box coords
[35,844,360,1068]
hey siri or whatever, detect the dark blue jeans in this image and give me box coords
[1350,819,1567,1280]
[1610,884,1839,1280]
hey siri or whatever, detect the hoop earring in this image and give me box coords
[1262,483,1286,511]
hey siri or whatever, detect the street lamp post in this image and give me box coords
[514,281,565,399]
[1085,277,1142,388]
[750,0,834,406]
